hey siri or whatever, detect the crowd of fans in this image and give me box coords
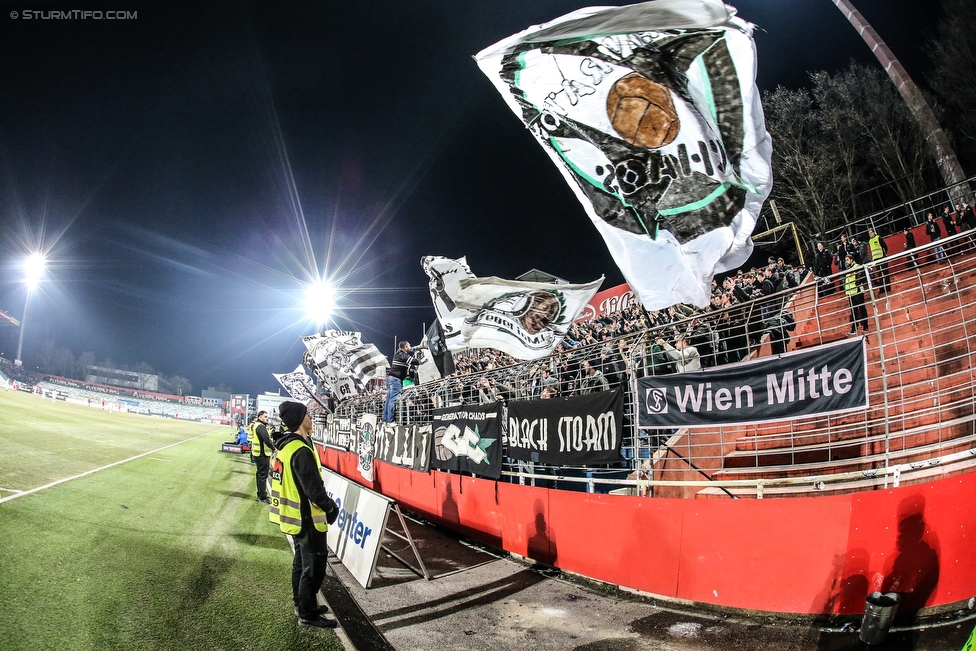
[370,256,809,424]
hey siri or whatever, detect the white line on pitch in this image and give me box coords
[0,428,222,505]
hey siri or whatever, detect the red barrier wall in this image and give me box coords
[319,447,975,615]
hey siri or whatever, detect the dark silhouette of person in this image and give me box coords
[881,496,940,618]
[526,499,557,566]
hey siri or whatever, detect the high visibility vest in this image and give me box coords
[269,437,328,534]
[250,422,272,457]
[845,264,862,296]
[869,236,885,261]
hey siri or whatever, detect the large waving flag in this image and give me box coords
[422,255,475,352]
[455,276,603,360]
[301,330,389,401]
[475,0,772,309]
[273,365,318,404]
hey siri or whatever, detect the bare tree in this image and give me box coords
[52,347,75,378]
[763,63,941,247]
[77,351,96,380]
[927,0,976,170]
[763,86,849,242]
[170,376,192,397]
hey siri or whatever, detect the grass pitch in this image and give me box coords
[0,389,343,651]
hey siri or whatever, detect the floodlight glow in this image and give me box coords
[24,253,46,291]
[305,280,335,325]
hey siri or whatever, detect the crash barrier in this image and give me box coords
[326,230,976,498]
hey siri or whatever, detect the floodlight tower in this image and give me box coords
[831,0,968,188]
[305,279,335,330]
[14,253,45,368]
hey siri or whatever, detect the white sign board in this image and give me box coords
[321,468,392,588]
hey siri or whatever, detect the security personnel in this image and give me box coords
[269,401,339,630]
[867,228,890,294]
[844,255,869,336]
[250,411,275,503]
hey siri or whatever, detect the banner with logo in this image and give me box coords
[507,389,624,465]
[321,415,354,451]
[430,403,504,479]
[576,282,637,322]
[374,423,432,473]
[475,0,772,310]
[637,338,868,428]
[356,413,377,482]
[322,468,393,588]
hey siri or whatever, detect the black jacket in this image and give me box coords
[278,433,339,528]
[388,349,419,380]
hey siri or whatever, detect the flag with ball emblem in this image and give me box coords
[475,0,772,310]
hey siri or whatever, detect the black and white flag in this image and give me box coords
[273,365,318,404]
[301,330,389,400]
[475,0,772,309]
[422,255,475,352]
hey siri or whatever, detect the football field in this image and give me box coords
[0,389,342,651]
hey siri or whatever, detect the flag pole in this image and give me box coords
[298,379,331,412]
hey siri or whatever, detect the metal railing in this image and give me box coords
[822,175,976,243]
[325,230,976,498]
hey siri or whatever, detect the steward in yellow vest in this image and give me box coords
[844,263,864,296]
[844,255,869,336]
[867,228,891,294]
[250,411,275,503]
[269,401,339,629]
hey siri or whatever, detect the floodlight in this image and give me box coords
[24,253,46,291]
[305,280,335,325]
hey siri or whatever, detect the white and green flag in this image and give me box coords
[475,0,772,309]
[422,255,476,352]
[456,276,603,360]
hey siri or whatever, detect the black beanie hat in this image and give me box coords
[279,401,308,432]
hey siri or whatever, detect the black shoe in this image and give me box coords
[258,497,270,504]
[295,605,330,617]
[847,331,858,336]
[299,616,337,629]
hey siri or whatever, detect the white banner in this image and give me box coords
[422,255,475,352]
[356,413,377,483]
[322,468,392,588]
[475,0,772,309]
[455,276,603,360]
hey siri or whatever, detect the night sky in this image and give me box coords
[0,0,941,396]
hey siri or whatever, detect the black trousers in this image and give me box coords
[848,293,868,332]
[254,455,269,499]
[292,526,329,619]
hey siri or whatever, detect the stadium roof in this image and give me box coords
[516,269,568,285]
